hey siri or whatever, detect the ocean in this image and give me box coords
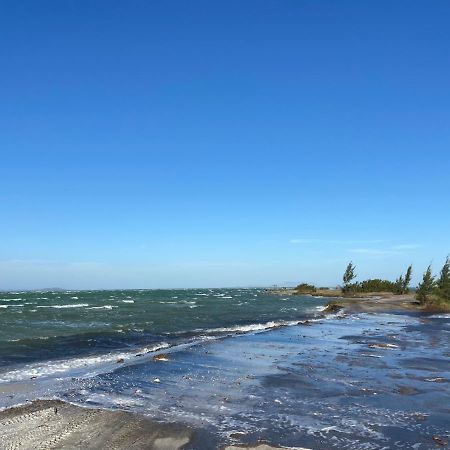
[0,288,326,385]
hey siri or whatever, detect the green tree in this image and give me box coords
[416,265,435,305]
[343,262,357,292]
[395,265,413,294]
[394,274,404,294]
[403,265,413,293]
[437,256,450,301]
[294,283,317,293]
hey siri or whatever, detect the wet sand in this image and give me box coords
[0,399,304,450]
[326,293,420,314]
[0,400,194,450]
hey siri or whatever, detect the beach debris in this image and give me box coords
[396,386,420,395]
[425,377,447,383]
[432,436,448,446]
[153,378,161,383]
[412,412,428,421]
[368,343,398,349]
[153,353,170,362]
[229,431,246,439]
[116,358,125,363]
[54,407,58,414]
[323,303,343,313]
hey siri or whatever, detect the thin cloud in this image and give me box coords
[290,238,384,245]
[348,248,400,256]
[391,244,422,250]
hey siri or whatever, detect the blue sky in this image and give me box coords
[1,1,449,289]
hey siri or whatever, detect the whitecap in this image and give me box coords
[0,342,170,383]
[37,304,89,309]
[200,319,307,335]
[87,305,118,310]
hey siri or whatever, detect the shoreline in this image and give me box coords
[271,288,450,314]
[324,293,420,314]
[1,303,449,449]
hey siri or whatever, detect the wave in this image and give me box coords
[87,305,118,310]
[0,342,170,383]
[198,319,309,335]
[36,304,89,309]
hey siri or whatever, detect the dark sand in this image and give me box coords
[0,400,194,450]
[0,399,302,449]
[328,293,420,314]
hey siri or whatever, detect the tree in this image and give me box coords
[343,262,357,292]
[395,265,413,294]
[394,274,404,294]
[416,265,435,305]
[403,265,413,293]
[437,256,450,301]
[294,283,317,293]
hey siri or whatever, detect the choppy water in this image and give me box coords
[0,289,326,383]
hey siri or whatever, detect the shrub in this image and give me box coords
[294,283,317,293]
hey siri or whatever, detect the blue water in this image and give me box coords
[0,288,327,383]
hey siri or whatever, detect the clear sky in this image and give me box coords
[1,1,449,289]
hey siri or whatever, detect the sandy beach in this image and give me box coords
[0,400,193,450]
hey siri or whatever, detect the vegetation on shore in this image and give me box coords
[416,257,450,310]
[289,257,450,312]
[342,262,413,295]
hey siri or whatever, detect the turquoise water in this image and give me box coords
[0,288,327,382]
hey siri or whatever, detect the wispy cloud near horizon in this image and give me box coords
[290,238,384,245]
[347,243,423,256]
[391,244,423,250]
[348,248,400,256]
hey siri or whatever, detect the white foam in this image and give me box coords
[36,304,89,309]
[122,300,134,303]
[87,305,118,310]
[202,319,302,335]
[0,342,170,383]
[0,298,23,301]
